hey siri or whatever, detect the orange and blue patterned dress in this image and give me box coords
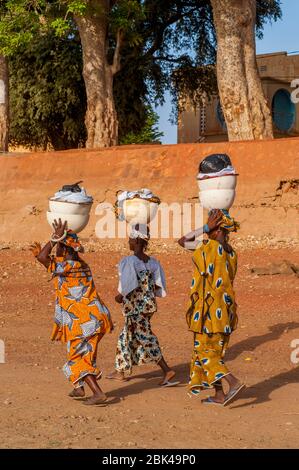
[48,256,112,388]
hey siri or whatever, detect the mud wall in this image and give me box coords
[0,139,298,242]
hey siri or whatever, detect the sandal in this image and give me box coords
[83,396,108,406]
[223,383,246,406]
[201,397,224,406]
[160,380,180,388]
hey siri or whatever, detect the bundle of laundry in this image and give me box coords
[51,181,93,204]
[115,188,160,224]
[197,154,238,210]
[47,182,93,233]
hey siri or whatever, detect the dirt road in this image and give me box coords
[0,246,299,449]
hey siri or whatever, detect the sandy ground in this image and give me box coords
[0,246,299,449]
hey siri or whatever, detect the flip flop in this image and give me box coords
[223,383,246,406]
[83,396,108,406]
[160,380,180,388]
[201,397,224,406]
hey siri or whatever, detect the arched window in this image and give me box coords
[272,89,295,132]
[216,100,227,131]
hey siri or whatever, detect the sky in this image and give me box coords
[155,0,299,144]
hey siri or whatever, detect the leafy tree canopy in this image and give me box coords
[120,106,163,144]
[1,0,282,148]
[9,29,86,150]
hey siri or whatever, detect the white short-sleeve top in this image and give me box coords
[118,255,166,298]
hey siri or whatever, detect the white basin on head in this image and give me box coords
[197,174,237,191]
[49,199,92,215]
[199,189,236,210]
[123,199,159,224]
[46,211,90,234]
[197,174,237,210]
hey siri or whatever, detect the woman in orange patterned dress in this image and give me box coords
[30,219,113,405]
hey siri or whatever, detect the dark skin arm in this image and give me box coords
[177,209,223,247]
[36,241,55,269]
[32,219,67,269]
[115,293,123,304]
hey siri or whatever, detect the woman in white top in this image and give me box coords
[107,225,179,387]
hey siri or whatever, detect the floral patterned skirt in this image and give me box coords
[115,313,162,373]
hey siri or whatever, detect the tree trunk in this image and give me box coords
[75,1,121,148]
[0,55,9,152]
[211,0,273,141]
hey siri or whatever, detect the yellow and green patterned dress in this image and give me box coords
[186,239,238,394]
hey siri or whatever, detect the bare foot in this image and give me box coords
[69,387,85,398]
[83,394,108,406]
[160,370,176,386]
[106,371,127,381]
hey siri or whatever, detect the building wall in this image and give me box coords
[264,80,299,137]
[0,139,298,242]
[178,52,299,143]
[257,51,299,81]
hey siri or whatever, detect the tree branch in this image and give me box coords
[144,14,182,59]
[153,56,190,64]
[143,7,198,59]
[111,28,124,75]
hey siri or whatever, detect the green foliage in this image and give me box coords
[172,64,217,120]
[110,0,144,46]
[256,0,282,39]
[125,0,282,120]
[114,57,149,142]
[120,106,163,144]
[67,1,87,16]
[0,0,283,148]
[50,18,72,36]
[0,0,41,55]
[9,29,86,150]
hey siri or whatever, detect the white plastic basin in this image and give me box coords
[46,211,90,234]
[197,174,237,191]
[123,199,159,224]
[49,199,92,215]
[199,189,236,210]
[197,174,237,210]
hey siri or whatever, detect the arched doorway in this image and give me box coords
[272,89,296,132]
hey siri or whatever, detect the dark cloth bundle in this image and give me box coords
[199,154,232,174]
[59,181,83,193]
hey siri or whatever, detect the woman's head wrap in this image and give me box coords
[129,224,150,241]
[62,231,84,252]
[219,210,240,232]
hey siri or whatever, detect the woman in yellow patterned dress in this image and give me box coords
[30,219,113,405]
[186,210,245,406]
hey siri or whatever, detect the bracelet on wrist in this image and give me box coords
[50,230,67,243]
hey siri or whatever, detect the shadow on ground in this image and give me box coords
[106,362,189,399]
[227,322,299,361]
[230,367,299,408]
